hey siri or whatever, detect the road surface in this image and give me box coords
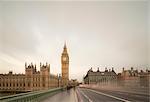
[77,88,122,102]
[77,87,149,102]
[41,87,149,102]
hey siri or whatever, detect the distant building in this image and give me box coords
[118,67,139,87]
[84,67,150,88]
[139,69,150,87]
[84,67,117,86]
[0,43,69,92]
[118,67,150,88]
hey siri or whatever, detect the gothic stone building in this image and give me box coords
[0,43,69,92]
[84,67,117,86]
[0,63,59,92]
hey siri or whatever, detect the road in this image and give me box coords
[41,87,149,102]
[77,88,122,102]
[77,87,150,102]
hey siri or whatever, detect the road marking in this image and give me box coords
[74,88,78,102]
[79,89,93,102]
[76,89,84,102]
[87,89,131,102]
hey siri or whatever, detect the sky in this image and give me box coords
[0,1,149,81]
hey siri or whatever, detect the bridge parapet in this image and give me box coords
[0,87,64,102]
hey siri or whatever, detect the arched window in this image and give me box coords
[43,83,45,87]
[28,83,30,87]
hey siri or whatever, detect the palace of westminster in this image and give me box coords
[0,43,69,92]
[0,43,150,92]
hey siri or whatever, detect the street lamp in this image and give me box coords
[58,74,61,87]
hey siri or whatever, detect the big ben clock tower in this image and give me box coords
[61,43,69,86]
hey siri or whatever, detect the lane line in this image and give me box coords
[76,89,83,102]
[87,88,131,102]
[79,89,93,102]
[74,88,78,102]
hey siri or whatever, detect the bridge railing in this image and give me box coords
[0,87,65,102]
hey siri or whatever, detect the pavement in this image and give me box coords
[42,88,78,102]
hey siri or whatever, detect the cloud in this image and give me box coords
[0,52,22,66]
[0,1,149,81]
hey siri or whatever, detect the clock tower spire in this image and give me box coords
[61,42,69,86]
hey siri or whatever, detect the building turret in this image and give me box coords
[97,67,100,72]
[112,67,114,72]
[122,67,125,72]
[25,62,27,68]
[105,67,108,72]
[25,62,37,91]
[40,63,50,90]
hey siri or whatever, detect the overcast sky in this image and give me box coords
[0,1,149,81]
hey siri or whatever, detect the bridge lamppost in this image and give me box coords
[58,74,61,87]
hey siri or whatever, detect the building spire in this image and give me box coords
[62,41,68,54]
[25,62,27,68]
[64,41,67,49]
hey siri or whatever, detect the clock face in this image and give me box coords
[63,57,67,61]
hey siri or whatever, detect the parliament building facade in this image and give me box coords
[0,44,69,92]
